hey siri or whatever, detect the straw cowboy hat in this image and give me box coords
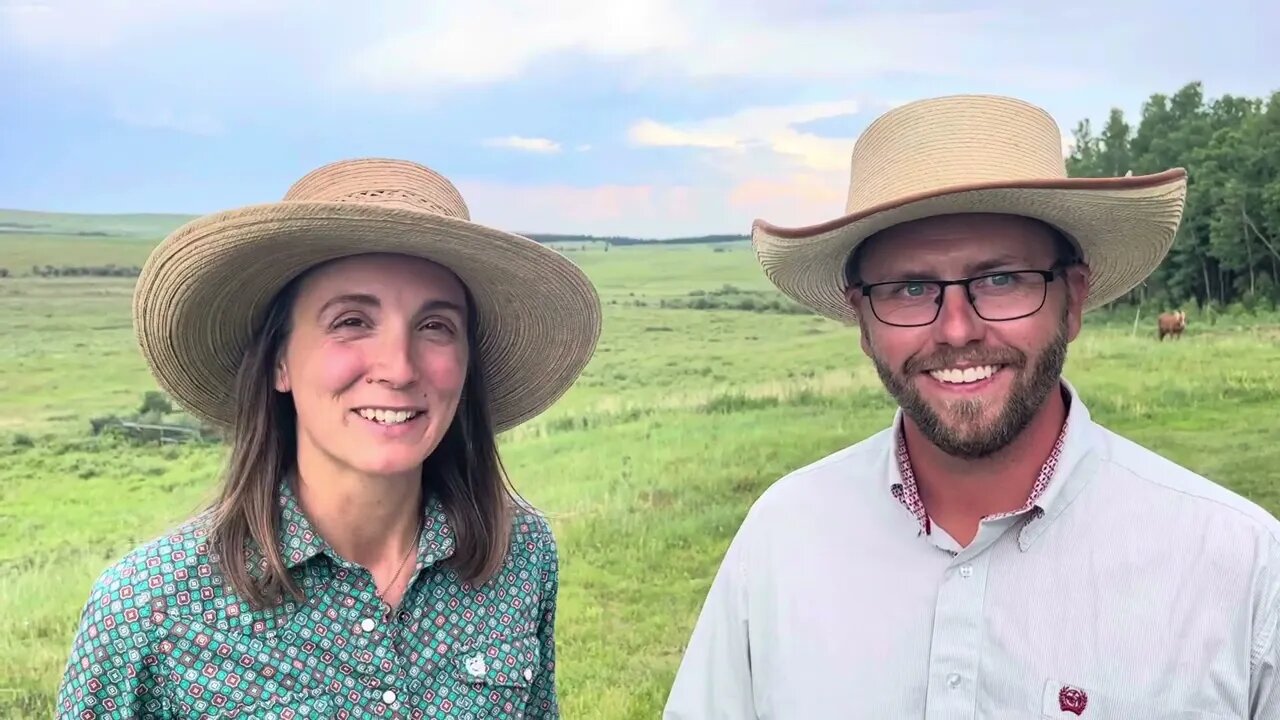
[132,158,602,434]
[751,94,1189,325]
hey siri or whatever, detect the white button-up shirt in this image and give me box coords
[664,381,1280,719]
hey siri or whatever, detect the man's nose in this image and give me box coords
[930,285,985,346]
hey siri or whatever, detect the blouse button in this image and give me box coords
[360,617,376,632]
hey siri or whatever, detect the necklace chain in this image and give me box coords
[375,516,421,605]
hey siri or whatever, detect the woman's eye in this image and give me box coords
[331,315,368,330]
[422,320,453,333]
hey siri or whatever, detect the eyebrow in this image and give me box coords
[875,253,1032,281]
[317,294,465,319]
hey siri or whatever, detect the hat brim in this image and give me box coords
[133,201,602,434]
[751,169,1188,325]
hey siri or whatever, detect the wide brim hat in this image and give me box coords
[133,158,602,434]
[751,94,1189,324]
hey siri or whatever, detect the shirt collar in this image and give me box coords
[886,378,1101,548]
[274,475,457,571]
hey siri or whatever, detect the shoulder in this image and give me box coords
[1096,425,1280,541]
[748,425,895,520]
[718,425,896,554]
[509,502,556,552]
[1092,427,1280,665]
[87,513,212,609]
[71,513,211,647]
[506,501,559,573]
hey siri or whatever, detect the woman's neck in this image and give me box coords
[292,453,423,572]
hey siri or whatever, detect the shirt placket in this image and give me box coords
[343,566,409,718]
[892,418,1069,719]
[922,516,1018,719]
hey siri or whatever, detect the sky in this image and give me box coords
[1,0,1275,238]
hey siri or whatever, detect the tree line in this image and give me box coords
[1,264,144,278]
[1066,81,1280,311]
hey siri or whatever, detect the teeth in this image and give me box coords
[356,408,419,424]
[929,365,999,384]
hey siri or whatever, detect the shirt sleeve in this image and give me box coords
[663,525,757,720]
[56,564,162,720]
[526,523,560,719]
[1252,584,1280,720]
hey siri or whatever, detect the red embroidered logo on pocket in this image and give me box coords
[1059,685,1088,715]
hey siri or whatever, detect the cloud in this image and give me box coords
[113,105,223,136]
[335,1,1083,93]
[482,136,563,153]
[618,100,864,233]
[0,0,273,57]
[456,179,705,237]
[726,173,849,228]
[1061,133,1076,159]
[627,119,743,151]
[455,171,850,239]
[628,100,866,173]
[339,1,691,91]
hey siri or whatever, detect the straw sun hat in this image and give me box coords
[132,158,602,434]
[751,94,1189,324]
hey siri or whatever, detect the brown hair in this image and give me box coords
[206,267,514,610]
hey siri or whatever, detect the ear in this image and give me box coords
[1064,264,1091,341]
[859,321,873,357]
[846,287,874,357]
[273,358,291,393]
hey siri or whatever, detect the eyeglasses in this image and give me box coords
[854,266,1067,328]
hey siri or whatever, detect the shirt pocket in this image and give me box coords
[442,632,543,716]
[1039,678,1233,719]
[155,614,331,717]
[212,694,332,719]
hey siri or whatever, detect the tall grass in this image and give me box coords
[2,236,1278,718]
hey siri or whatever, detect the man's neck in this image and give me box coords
[903,384,1069,547]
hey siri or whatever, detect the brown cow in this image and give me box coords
[1157,310,1187,341]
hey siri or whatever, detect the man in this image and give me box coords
[663,95,1279,718]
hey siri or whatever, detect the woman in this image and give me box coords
[56,158,601,718]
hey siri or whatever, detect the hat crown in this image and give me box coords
[282,158,471,221]
[845,95,1067,214]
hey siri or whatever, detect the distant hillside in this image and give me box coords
[0,209,748,246]
[0,209,196,239]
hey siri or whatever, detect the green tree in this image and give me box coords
[1065,82,1280,310]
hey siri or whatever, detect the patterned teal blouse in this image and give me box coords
[56,480,560,719]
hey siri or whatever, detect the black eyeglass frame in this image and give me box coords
[852,262,1076,328]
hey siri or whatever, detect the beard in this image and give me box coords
[868,310,1069,460]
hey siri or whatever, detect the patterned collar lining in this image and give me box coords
[890,390,1070,536]
[274,476,457,571]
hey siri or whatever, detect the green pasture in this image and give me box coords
[1,231,1278,719]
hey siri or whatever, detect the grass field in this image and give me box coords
[2,224,1279,718]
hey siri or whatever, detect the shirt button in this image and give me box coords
[360,618,376,632]
[523,667,534,682]
[947,673,962,688]
[959,564,973,578]
[382,689,397,705]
